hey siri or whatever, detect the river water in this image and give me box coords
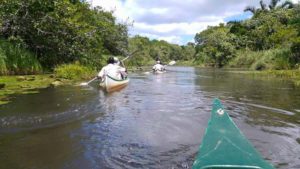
[0,67,299,169]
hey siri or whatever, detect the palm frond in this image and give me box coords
[269,0,281,10]
[281,1,294,8]
[260,0,267,10]
[244,6,256,14]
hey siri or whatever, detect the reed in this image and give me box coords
[0,39,42,75]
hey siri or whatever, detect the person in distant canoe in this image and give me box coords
[152,60,165,72]
[97,56,127,81]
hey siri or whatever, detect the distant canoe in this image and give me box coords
[100,75,129,92]
[192,99,274,169]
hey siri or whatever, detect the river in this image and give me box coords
[0,67,299,169]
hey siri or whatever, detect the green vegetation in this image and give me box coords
[0,0,128,74]
[0,0,299,73]
[232,69,300,86]
[228,48,292,70]
[0,66,94,105]
[54,63,96,80]
[194,1,300,70]
[0,39,42,75]
[1,0,296,73]
[126,36,195,67]
[0,75,57,104]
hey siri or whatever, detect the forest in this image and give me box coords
[0,0,299,77]
[194,0,300,69]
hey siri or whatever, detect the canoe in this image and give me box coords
[192,99,274,169]
[99,74,129,92]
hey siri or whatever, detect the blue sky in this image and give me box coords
[91,0,298,45]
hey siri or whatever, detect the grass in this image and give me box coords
[256,70,300,86]
[175,60,197,66]
[0,62,97,105]
[0,75,57,105]
[0,38,42,75]
[0,64,97,105]
[54,62,96,80]
[228,48,293,70]
[231,69,300,86]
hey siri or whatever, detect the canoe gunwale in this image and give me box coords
[100,74,129,92]
[106,74,128,82]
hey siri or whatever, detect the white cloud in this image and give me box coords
[138,33,183,44]
[149,8,169,15]
[134,20,222,36]
[91,0,299,45]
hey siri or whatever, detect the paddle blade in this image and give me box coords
[168,60,176,65]
[80,82,88,86]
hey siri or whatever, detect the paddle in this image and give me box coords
[168,60,176,66]
[121,49,139,62]
[79,77,97,86]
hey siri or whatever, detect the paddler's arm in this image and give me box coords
[97,67,105,80]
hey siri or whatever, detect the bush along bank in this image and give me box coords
[227,48,297,70]
[54,62,96,81]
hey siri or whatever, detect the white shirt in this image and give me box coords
[98,64,126,80]
[152,64,165,71]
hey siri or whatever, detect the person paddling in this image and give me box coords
[113,57,127,79]
[97,56,127,81]
[152,60,165,72]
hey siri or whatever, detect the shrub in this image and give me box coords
[0,48,7,74]
[54,63,96,80]
[252,61,267,70]
[290,38,300,65]
[228,49,259,68]
[230,48,293,70]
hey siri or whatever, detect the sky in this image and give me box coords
[91,0,299,45]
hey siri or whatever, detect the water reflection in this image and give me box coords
[0,67,299,169]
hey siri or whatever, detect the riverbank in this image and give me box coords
[231,69,300,86]
[0,75,72,105]
[256,70,300,86]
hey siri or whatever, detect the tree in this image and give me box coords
[269,0,281,10]
[244,0,294,15]
[0,0,129,69]
[194,26,236,67]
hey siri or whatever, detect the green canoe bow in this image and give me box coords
[192,99,275,169]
